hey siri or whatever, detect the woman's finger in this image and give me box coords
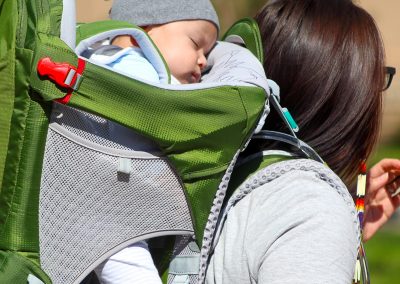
[368,159,400,178]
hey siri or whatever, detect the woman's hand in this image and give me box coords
[363,159,400,241]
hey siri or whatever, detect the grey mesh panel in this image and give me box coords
[39,106,193,284]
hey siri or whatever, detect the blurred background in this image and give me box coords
[77,0,399,282]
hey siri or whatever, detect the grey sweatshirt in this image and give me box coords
[205,159,359,283]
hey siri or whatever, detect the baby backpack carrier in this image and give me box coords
[0,0,273,283]
[0,0,367,283]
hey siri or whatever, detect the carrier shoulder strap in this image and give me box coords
[225,152,294,200]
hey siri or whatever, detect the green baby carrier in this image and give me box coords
[0,0,273,283]
[1,0,365,283]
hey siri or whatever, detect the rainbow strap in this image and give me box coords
[353,162,369,284]
[356,163,367,225]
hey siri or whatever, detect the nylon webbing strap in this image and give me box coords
[171,275,190,284]
[27,274,44,284]
[169,255,200,275]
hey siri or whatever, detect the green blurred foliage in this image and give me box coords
[365,227,400,283]
[370,144,400,166]
[368,131,400,169]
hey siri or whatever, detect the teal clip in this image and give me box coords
[282,108,299,132]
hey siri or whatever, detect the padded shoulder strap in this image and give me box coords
[226,152,293,200]
[222,17,264,63]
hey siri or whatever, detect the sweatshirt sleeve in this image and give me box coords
[205,169,359,284]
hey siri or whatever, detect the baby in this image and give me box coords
[89,0,218,85]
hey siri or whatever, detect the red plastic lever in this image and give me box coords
[37,57,79,89]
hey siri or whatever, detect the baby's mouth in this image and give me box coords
[191,72,201,83]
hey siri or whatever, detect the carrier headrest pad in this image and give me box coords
[75,28,170,84]
[222,17,264,63]
[202,41,270,96]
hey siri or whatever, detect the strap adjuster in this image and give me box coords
[37,57,86,104]
[37,57,83,90]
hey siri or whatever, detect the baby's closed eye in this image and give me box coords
[190,37,200,48]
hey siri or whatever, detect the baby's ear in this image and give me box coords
[143,25,164,37]
[142,25,152,33]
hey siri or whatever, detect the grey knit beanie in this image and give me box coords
[110,0,219,32]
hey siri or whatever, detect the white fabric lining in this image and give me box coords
[60,0,76,49]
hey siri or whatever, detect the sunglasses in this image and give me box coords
[383,66,396,91]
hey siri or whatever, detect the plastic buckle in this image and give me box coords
[37,57,82,90]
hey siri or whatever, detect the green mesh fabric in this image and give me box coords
[0,0,56,280]
[0,0,17,193]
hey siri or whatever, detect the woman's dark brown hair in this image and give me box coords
[254,0,385,184]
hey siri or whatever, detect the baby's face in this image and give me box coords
[147,20,218,83]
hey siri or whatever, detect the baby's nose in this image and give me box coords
[198,53,207,70]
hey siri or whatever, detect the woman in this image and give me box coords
[205,0,391,283]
